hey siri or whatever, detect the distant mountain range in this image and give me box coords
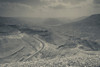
[55,14,100,39]
[52,14,100,51]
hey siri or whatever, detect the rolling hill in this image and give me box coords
[52,14,100,51]
[0,14,100,67]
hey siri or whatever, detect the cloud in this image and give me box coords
[94,0,100,4]
[42,0,93,9]
[40,0,87,4]
[0,0,99,18]
[0,2,34,17]
[63,0,87,4]
[37,0,95,18]
[0,0,44,7]
[48,4,67,9]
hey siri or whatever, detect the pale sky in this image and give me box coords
[0,0,100,18]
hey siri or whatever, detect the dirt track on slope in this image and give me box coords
[18,35,45,62]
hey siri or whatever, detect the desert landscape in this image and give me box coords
[0,0,100,67]
[0,14,100,67]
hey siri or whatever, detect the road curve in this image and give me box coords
[18,35,45,62]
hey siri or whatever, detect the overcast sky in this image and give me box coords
[0,0,100,18]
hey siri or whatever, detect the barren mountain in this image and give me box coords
[0,14,100,67]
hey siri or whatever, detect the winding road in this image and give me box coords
[18,35,45,62]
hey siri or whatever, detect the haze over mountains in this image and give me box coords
[53,14,100,50]
[55,14,100,39]
[0,14,100,67]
